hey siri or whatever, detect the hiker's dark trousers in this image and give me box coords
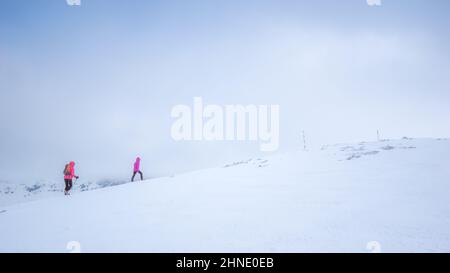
[64,179,73,192]
[131,171,143,182]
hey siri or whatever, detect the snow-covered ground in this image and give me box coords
[0,179,130,207]
[1,138,450,252]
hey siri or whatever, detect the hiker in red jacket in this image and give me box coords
[131,157,143,182]
[63,161,79,195]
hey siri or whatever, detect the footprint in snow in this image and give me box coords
[346,151,379,160]
[340,146,365,152]
[0,210,6,214]
[399,146,416,149]
[253,159,269,168]
[363,151,379,156]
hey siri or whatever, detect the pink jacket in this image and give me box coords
[64,161,77,180]
[134,157,141,172]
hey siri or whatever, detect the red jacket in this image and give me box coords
[134,157,141,172]
[64,161,77,180]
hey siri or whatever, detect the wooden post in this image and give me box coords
[302,131,306,151]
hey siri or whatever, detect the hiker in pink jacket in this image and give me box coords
[63,161,79,195]
[131,157,143,182]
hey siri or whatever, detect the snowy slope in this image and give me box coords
[0,179,131,207]
[1,138,450,253]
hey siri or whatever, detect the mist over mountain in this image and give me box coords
[1,1,450,184]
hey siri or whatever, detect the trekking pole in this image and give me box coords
[73,177,78,194]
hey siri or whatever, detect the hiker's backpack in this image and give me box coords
[63,164,71,176]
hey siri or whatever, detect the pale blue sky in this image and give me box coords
[1,0,449,183]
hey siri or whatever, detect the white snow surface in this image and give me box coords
[0,179,131,207]
[1,138,450,252]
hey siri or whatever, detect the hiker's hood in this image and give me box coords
[69,161,75,167]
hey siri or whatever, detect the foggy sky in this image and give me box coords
[1,0,450,183]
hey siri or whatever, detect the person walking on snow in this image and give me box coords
[63,161,79,195]
[131,157,143,182]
